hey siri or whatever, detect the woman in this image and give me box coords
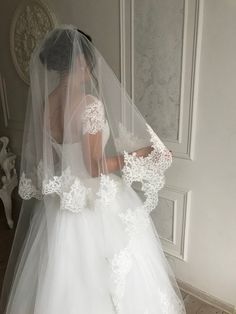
[0,25,186,313]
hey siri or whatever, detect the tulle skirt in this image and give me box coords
[3,174,185,314]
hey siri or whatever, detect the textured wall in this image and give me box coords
[133,0,184,140]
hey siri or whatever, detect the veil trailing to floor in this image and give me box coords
[0,25,185,314]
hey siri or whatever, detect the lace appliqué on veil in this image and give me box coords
[110,206,151,313]
[109,207,151,313]
[18,160,44,200]
[19,166,91,214]
[42,167,91,213]
[110,247,132,313]
[96,174,117,205]
[122,123,172,214]
[119,207,150,238]
[19,167,119,214]
[18,172,43,200]
[82,98,106,135]
[110,124,173,313]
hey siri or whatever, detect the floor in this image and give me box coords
[0,204,231,314]
[181,290,231,314]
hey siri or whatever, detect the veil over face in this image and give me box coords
[0,25,186,314]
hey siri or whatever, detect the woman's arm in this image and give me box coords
[82,130,103,177]
[98,145,154,175]
[81,97,172,177]
[82,131,154,177]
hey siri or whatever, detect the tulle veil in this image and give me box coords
[0,24,185,313]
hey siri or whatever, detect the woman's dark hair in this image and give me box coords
[39,28,96,77]
[76,28,92,43]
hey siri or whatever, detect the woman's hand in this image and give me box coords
[134,146,173,159]
[133,146,153,158]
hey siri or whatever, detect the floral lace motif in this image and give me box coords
[122,123,172,214]
[110,124,173,313]
[19,168,119,215]
[118,207,150,238]
[96,174,118,205]
[18,172,43,200]
[19,167,91,214]
[110,247,132,313]
[82,99,106,135]
[42,168,91,213]
[110,207,151,313]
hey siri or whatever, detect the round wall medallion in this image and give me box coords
[10,0,57,84]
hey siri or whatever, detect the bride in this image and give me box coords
[0,25,186,314]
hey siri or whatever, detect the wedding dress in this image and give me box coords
[0,25,186,314]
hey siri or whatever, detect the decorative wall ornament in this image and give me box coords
[0,137,18,229]
[10,0,57,84]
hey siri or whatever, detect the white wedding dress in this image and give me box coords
[4,115,185,314]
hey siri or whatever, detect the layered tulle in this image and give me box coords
[4,171,185,314]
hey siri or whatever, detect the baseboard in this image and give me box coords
[177,279,236,314]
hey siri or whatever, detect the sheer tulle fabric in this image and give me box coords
[0,25,186,314]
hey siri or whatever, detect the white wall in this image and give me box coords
[168,0,236,305]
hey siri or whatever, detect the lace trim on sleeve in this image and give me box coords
[82,98,106,135]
